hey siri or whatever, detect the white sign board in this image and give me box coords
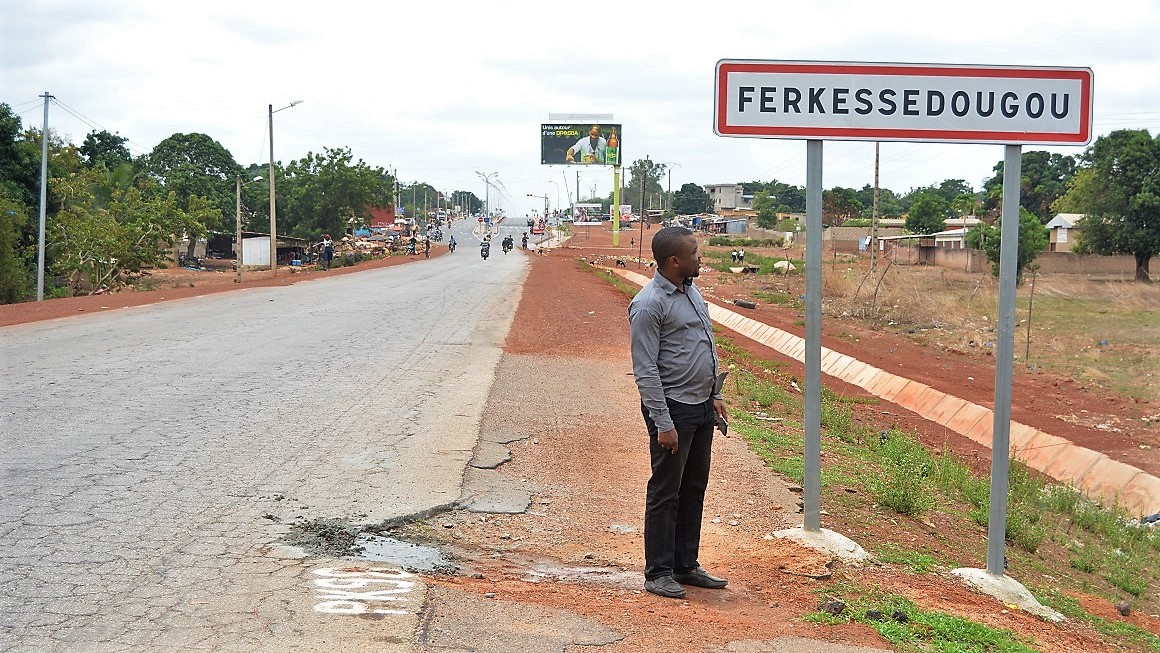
[715,60,1093,145]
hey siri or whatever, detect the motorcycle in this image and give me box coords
[502,240,513,254]
[480,243,490,260]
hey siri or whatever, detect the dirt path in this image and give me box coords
[0,248,446,327]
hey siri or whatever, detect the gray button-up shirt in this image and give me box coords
[629,272,720,432]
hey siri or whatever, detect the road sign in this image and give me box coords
[714,60,1093,145]
[477,217,483,222]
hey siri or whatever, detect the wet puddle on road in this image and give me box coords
[351,535,455,573]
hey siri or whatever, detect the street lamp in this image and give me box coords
[269,100,303,275]
[527,193,548,221]
[475,170,498,225]
[547,180,561,221]
[236,175,263,284]
[659,161,681,212]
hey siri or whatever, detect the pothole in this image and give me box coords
[279,517,456,573]
[282,518,366,557]
[353,535,456,573]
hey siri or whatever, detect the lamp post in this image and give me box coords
[660,161,681,213]
[547,181,561,221]
[236,175,263,284]
[527,193,548,221]
[475,171,498,229]
[269,100,303,275]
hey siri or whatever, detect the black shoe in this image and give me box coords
[644,576,686,599]
[673,566,728,589]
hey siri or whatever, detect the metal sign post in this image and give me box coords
[988,144,1023,575]
[804,140,824,531]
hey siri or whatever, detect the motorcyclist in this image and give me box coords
[480,238,491,259]
[502,235,514,253]
[448,235,457,253]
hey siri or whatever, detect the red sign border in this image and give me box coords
[714,60,1094,145]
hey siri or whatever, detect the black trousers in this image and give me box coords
[641,398,715,580]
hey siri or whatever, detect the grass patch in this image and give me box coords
[752,289,801,307]
[1039,590,1160,651]
[874,543,939,574]
[807,593,1038,652]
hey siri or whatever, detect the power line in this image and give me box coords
[49,98,152,156]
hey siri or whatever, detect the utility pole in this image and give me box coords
[236,176,243,284]
[268,105,276,274]
[667,167,672,211]
[36,91,52,301]
[639,162,646,267]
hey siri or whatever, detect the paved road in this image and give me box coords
[0,238,527,652]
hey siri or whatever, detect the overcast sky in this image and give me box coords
[5,0,1159,217]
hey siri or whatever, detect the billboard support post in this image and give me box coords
[612,166,621,247]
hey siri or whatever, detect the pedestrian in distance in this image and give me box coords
[424,238,431,259]
[321,234,334,270]
[731,249,738,263]
[738,248,745,264]
[628,226,729,600]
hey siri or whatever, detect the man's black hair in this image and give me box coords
[652,226,693,267]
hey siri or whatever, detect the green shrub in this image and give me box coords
[865,433,936,516]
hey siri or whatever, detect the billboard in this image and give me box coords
[714,60,1093,145]
[571,203,603,223]
[541,123,622,165]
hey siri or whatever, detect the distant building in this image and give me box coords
[704,183,744,212]
[1045,213,1082,252]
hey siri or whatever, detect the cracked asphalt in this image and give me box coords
[0,230,528,652]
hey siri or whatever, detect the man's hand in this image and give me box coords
[658,428,678,455]
[713,399,728,436]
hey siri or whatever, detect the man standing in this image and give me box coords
[629,226,728,599]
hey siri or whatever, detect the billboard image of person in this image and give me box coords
[541,124,622,165]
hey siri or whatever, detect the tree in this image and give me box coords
[626,158,666,206]
[983,151,1076,221]
[904,192,949,235]
[48,168,214,294]
[753,190,776,228]
[741,179,807,213]
[822,187,863,226]
[0,103,40,208]
[1055,129,1160,281]
[279,147,393,238]
[852,184,903,218]
[966,207,1048,284]
[0,195,32,303]
[671,183,711,215]
[79,130,132,170]
[143,133,241,231]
